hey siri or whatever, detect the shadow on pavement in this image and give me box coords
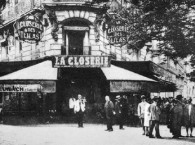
[163,136,195,143]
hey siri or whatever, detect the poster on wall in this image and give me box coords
[14,15,44,44]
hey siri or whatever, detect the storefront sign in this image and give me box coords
[40,81,56,93]
[107,18,129,45]
[110,81,156,92]
[64,26,89,31]
[53,55,111,67]
[43,0,92,4]
[15,15,43,43]
[0,81,56,93]
[0,84,41,92]
[152,63,176,83]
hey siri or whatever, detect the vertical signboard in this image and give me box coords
[106,15,129,45]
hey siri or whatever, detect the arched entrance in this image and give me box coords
[62,19,91,55]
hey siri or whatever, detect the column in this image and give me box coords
[66,32,69,55]
[83,31,89,55]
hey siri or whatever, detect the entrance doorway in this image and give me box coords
[68,31,85,55]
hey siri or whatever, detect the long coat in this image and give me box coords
[115,101,122,116]
[183,104,195,126]
[148,103,161,121]
[171,100,184,136]
[104,101,114,119]
[144,103,151,127]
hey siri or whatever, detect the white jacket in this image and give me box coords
[69,98,76,109]
[74,100,85,113]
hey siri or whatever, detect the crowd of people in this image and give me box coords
[67,93,195,139]
[138,95,195,139]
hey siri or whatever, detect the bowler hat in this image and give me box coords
[116,95,121,100]
[176,95,183,101]
[141,95,146,99]
[153,96,159,101]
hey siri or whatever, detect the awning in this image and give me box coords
[101,65,157,93]
[0,58,49,76]
[111,60,178,92]
[0,60,58,81]
[101,65,156,82]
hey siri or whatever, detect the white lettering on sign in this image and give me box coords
[110,81,155,92]
[0,84,41,92]
[106,18,129,45]
[16,16,44,43]
[53,55,111,68]
[44,0,92,3]
[64,26,89,31]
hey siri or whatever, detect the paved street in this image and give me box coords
[0,124,194,145]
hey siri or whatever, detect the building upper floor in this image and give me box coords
[0,0,188,84]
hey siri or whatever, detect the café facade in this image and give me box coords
[0,0,186,123]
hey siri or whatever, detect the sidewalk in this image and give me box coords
[0,124,194,145]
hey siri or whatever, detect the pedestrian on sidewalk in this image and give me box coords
[184,97,195,137]
[74,94,86,128]
[144,98,151,136]
[137,95,148,135]
[104,95,115,132]
[115,95,124,130]
[148,96,162,139]
[171,95,184,139]
[0,106,3,124]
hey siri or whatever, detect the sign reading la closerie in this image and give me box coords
[53,55,111,67]
[16,16,43,43]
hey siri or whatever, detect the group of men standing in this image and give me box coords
[104,95,128,131]
[138,95,161,138]
[138,94,195,139]
[167,95,195,138]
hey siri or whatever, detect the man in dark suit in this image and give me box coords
[104,95,115,132]
[171,95,184,138]
[148,96,162,138]
[115,95,125,129]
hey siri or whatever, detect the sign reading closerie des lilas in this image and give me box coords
[106,17,129,45]
[15,15,44,43]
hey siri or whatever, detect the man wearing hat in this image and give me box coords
[137,95,149,135]
[148,96,162,138]
[104,95,115,131]
[171,95,184,138]
[115,95,124,129]
[184,97,195,137]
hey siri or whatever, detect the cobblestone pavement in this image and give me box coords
[0,124,194,145]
